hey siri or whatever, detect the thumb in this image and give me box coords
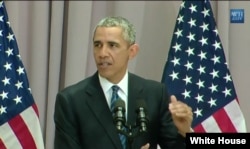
[169,95,177,110]
[170,95,177,103]
[140,143,150,149]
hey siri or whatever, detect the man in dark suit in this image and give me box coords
[54,16,193,149]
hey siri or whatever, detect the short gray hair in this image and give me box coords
[94,16,136,45]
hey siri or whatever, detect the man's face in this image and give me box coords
[93,27,136,83]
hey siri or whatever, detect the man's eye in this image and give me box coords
[94,43,101,48]
[110,43,117,48]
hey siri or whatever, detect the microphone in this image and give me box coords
[136,99,148,133]
[113,99,126,131]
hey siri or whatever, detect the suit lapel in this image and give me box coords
[85,73,123,149]
[127,73,144,126]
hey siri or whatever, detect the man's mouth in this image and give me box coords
[98,62,111,68]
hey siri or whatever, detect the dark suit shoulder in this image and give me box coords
[129,73,164,87]
[58,74,100,97]
[60,77,89,92]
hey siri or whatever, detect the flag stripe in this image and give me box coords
[0,122,22,149]
[9,112,37,149]
[193,124,205,132]
[201,115,221,132]
[224,99,246,132]
[32,103,39,116]
[0,138,7,149]
[213,106,236,132]
[20,105,44,148]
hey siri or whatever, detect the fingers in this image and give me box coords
[141,143,150,149]
[169,95,192,117]
[169,95,178,113]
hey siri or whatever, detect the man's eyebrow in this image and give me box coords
[93,40,101,43]
[93,40,119,45]
[107,41,118,45]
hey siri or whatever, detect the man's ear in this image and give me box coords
[129,44,139,59]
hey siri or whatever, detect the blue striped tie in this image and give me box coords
[111,85,126,149]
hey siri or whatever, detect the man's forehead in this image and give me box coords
[93,27,124,41]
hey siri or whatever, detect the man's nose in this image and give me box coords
[99,45,109,56]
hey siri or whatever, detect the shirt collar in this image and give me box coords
[99,71,128,96]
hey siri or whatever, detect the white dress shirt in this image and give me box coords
[98,71,128,118]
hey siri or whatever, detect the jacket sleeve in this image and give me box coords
[54,92,82,149]
[157,84,186,149]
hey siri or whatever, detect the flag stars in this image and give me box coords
[177,15,184,24]
[174,28,183,38]
[5,48,13,56]
[171,57,180,66]
[13,95,22,104]
[3,62,12,71]
[189,4,197,13]
[28,88,32,94]
[212,41,221,50]
[184,61,193,70]
[199,36,208,46]
[172,42,182,52]
[0,1,3,8]
[180,1,185,9]
[0,15,3,22]
[186,32,195,42]
[211,55,220,64]
[223,87,231,97]
[162,1,243,131]
[188,18,196,28]
[169,71,179,81]
[6,21,10,28]
[201,8,210,18]
[224,73,232,83]
[17,54,22,60]
[183,75,192,85]
[210,69,219,79]
[197,65,206,74]
[200,22,209,32]
[208,98,217,107]
[16,66,25,75]
[198,51,207,60]
[2,76,10,86]
[7,33,14,42]
[15,81,23,90]
[213,28,219,36]
[194,107,202,118]
[0,91,8,100]
[195,94,204,103]
[224,62,229,67]
[185,47,195,56]
[182,89,191,99]
[209,83,218,93]
[196,79,205,89]
[0,105,7,115]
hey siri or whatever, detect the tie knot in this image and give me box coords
[112,85,119,93]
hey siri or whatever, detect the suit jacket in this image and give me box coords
[54,72,185,149]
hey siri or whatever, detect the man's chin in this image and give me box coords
[98,71,111,79]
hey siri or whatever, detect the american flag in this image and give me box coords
[161,0,246,132]
[0,1,44,149]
